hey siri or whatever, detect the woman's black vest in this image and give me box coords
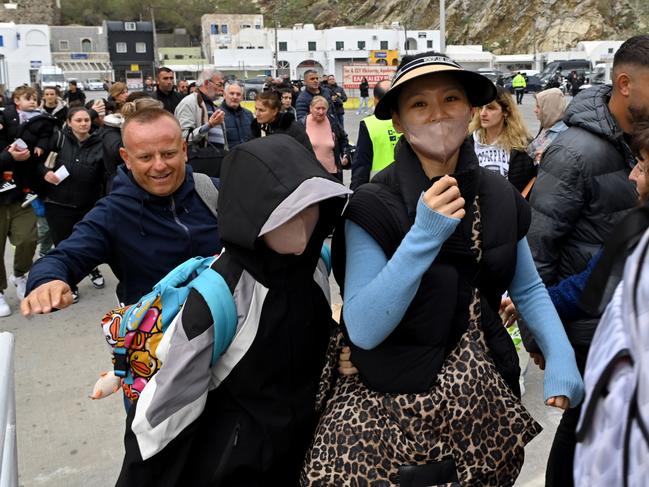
[332,139,531,396]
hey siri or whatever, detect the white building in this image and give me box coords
[203,17,440,81]
[0,22,51,91]
[445,45,494,70]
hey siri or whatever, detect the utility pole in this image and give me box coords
[274,14,279,77]
[150,6,158,76]
[440,0,446,53]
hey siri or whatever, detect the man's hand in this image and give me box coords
[21,280,73,316]
[208,109,225,128]
[44,170,61,185]
[34,147,44,157]
[8,145,30,161]
[422,175,466,219]
[338,346,358,376]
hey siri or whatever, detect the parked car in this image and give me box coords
[85,78,104,91]
[504,74,543,93]
[243,78,266,100]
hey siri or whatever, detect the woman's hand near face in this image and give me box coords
[423,175,465,219]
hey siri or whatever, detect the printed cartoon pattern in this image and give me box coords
[100,296,165,401]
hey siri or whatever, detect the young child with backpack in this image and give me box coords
[96,134,350,486]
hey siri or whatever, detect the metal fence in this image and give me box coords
[0,332,17,487]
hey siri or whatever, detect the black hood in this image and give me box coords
[218,134,351,284]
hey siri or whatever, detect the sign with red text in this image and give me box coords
[343,65,397,89]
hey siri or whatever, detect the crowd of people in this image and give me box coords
[3,33,649,486]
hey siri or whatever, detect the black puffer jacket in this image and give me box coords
[527,85,638,344]
[41,127,106,208]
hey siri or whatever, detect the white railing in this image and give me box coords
[0,332,17,487]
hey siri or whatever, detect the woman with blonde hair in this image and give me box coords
[300,95,351,179]
[108,81,129,114]
[469,86,536,193]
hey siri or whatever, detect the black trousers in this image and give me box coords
[44,202,92,291]
[515,88,524,104]
[545,343,589,487]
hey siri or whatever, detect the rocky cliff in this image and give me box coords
[262,0,648,54]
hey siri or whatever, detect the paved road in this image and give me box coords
[1,92,563,486]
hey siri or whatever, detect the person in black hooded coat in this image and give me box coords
[116,134,351,487]
[250,90,313,153]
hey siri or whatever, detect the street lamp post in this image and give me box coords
[440,0,446,54]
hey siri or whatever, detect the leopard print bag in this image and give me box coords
[301,200,542,486]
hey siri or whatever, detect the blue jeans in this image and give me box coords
[358,97,369,113]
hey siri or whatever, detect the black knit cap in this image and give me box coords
[374,51,497,120]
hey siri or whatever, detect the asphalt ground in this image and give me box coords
[1,92,563,486]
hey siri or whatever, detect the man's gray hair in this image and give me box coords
[198,68,224,84]
[224,80,244,92]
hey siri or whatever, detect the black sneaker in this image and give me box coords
[0,181,17,193]
[89,268,105,289]
[72,289,80,303]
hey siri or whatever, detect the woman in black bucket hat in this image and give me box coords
[301,52,584,486]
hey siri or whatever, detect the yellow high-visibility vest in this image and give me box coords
[364,115,401,172]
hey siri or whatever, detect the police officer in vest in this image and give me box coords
[350,79,402,191]
[511,72,527,105]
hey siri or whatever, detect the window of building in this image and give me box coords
[124,22,136,31]
[81,38,92,52]
[308,41,316,51]
[255,24,261,30]
[174,54,183,59]
[241,24,251,29]
[380,40,388,49]
[336,41,344,51]
[59,39,69,50]
[279,41,288,51]
[608,47,614,54]
[116,42,127,53]
[210,24,219,35]
[418,32,427,38]
[135,42,146,53]
[427,40,433,48]
[0,35,3,47]
[221,24,228,34]
[357,40,366,50]
[163,54,169,60]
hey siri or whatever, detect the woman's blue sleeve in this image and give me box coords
[343,196,460,350]
[509,238,585,406]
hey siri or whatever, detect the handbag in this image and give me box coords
[44,130,64,169]
[186,94,229,178]
[187,140,227,178]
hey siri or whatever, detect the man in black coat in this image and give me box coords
[63,81,86,107]
[326,74,348,129]
[220,81,253,148]
[526,35,649,487]
[153,67,184,114]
